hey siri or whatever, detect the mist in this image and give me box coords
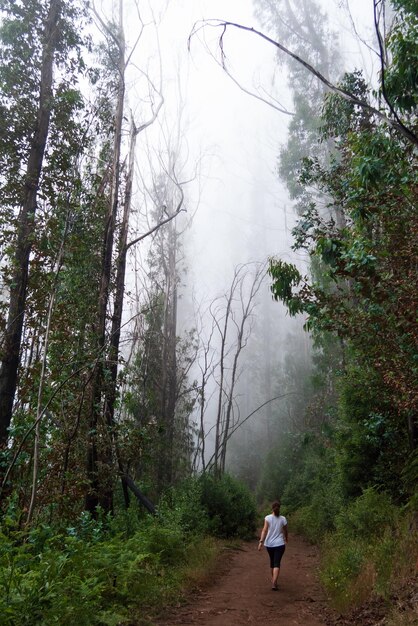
[103,0,378,482]
[121,1,307,473]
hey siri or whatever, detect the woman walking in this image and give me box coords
[258,500,288,590]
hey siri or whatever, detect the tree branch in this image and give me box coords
[188,19,418,147]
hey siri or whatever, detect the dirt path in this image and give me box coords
[155,535,330,625]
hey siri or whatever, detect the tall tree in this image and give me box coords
[0,0,87,451]
[267,0,418,494]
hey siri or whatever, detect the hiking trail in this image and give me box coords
[155,534,330,625]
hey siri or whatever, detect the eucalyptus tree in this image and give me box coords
[83,0,168,514]
[0,0,89,474]
[267,1,418,499]
[254,0,342,213]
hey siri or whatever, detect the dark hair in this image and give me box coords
[272,501,281,517]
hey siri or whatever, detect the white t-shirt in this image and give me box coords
[264,514,287,547]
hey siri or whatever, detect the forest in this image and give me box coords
[0,0,416,624]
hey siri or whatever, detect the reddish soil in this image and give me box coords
[155,535,330,626]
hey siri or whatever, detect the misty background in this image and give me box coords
[111,0,374,478]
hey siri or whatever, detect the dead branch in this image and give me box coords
[188,19,418,147]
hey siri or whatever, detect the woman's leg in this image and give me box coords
[272,546,286,588]
[272,566,280,588]
[267,548,275,587]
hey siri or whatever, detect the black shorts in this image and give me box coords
[266,545,285,568]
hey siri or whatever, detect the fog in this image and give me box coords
[103,0,377,475]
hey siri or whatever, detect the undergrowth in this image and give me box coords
[292,487,418,616]
[0,473,255,625]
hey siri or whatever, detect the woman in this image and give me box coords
[258,500,288,590]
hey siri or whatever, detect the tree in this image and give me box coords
[0,0,86,450]
[84,0,165,515]
[120,160,197,499]
[267,0,418,497]
[195,263,266,475]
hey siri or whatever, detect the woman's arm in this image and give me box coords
[258,520,269,551]
[283,523,288,543]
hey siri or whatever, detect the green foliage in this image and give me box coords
[282,435,343,541]
[385,6,418,112]
[140,523,187,567]
[334,488,397,541]
[0,493,221,625]
[320,536,365,609]
[336,360,410,500]
[199,473,257,539]
[319,489,415,612]
[401,449,418,496]
[256,433,299,503]
[0,471,259,623]
[158,477,209,537]
[321,70,370,139]
[268,258,304,316]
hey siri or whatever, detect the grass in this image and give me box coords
[127,535,228,626]
[319,507,418,617]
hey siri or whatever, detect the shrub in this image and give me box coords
[199,473,257,539]
[290,504,329,543]
[157,477,208,536]
[0,475,258,624]
[319,490,415,613]
[141,522,187,566]
[335,487,397,541]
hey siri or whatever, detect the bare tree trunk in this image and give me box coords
[103,117,137,505]
[86,0,125,515]
[0,0,61,449]
[166,224,178,480]
[157,219,178,491]
[219,265,265,473]
[212,271,240,475]
[195,342,212,473]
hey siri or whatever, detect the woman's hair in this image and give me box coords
[272,501,281,517]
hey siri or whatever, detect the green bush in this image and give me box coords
[141,522,187,566]
[256,434,297,503]
[199,473,257,539]
[0,474,258,623]
[291,503,331,543]
[336,363,409,501]
[157,477,208,536]
[335,488,397,541]
[318,489,412,612]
